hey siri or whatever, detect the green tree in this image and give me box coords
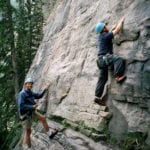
[15,0,43,89]
[0,0,43,149]
[0,1,17,149]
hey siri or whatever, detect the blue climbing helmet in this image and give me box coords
[95,23,106,34]
[24,77,34,84]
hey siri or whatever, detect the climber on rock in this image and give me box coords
[18,77,58,150]
[94,17,126,106]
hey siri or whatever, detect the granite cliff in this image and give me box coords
[15,0,150,149]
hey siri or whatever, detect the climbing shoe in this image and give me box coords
[115,76,126,83]
[49,130,58,139]
[94,97,106,106]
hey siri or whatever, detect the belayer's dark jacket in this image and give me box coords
[18,89,47,116]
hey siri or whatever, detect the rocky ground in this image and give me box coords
[14,120,118,150]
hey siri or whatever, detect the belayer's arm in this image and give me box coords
[32,89,47,99]
[33,83,50,99]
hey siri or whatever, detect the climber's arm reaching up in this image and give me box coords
[112,17,125,36]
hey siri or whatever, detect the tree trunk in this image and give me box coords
[7,1,19,99]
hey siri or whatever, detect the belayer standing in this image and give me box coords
[94,17,126,106]
[18,77,58,150]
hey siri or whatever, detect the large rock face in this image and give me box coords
[28,0,150,144]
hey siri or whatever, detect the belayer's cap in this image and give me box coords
[95,22,106,34]
[24,77,34,84]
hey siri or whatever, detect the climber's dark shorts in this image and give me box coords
[21,110,44,129]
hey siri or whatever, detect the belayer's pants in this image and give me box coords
[95,54,125,98]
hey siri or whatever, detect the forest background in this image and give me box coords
[0,0,57,149]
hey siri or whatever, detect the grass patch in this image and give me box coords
[101,128,149,149]
[48,115,149,149]
[48,115,65,124]
[48,115,108,142]
[120,132,149,150]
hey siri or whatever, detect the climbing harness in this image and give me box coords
[97,54,113,69]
